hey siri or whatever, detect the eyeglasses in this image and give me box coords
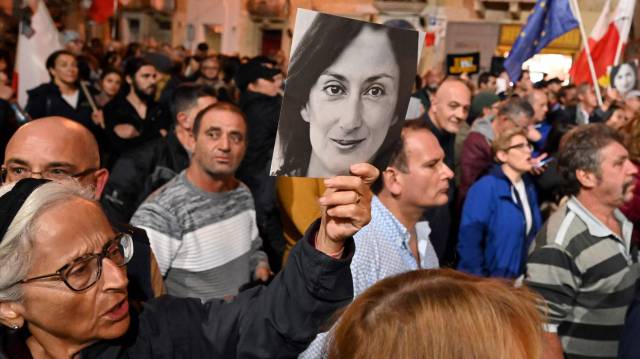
[12,233,133,292]
[1,166,97,183]
[505,142,534,152]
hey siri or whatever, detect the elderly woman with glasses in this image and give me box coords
[0,163,376,358]
[457,128,542,278]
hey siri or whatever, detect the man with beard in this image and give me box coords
[104,58,170,163]
[525,124,639,358]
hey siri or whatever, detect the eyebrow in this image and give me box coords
[5,159,76,169]
[5,158,30,166]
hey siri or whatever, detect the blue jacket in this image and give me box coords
[457,165,542,278]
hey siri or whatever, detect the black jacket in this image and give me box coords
[103,95,170,162]
[0,220,354,358]
[24,82,108,154]
[236,91,281,180]
[101,131,189,223]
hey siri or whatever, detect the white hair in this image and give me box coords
[0,180,93,301]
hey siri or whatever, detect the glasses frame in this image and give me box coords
[12,233,132,292]
[0,166,98,184]
[505,142,534,152]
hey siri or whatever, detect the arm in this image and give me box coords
[24,91,47,119]
[459,133,492,198]
[525,245,580,358]
[131,202,182,276]
[101,151,152,223]
[457,181,492,276]
[248,211,270,280]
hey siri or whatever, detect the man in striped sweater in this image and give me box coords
[525,124,639,359]
[132,102,270,301]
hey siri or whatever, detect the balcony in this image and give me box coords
[474,0,536,19]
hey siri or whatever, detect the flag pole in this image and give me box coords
[613,14,632,66]
[569,0,603,107]
[111,0,118,40]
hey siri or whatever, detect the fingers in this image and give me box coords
[349,163,380,185]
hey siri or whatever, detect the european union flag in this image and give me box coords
[504,0,579,82]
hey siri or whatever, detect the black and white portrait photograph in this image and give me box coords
[270,9,422,178]
[610,60,638,96]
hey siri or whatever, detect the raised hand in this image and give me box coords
[315,163,379,257]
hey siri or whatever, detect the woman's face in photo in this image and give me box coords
[613,64,635,95]
[302,26,400,176]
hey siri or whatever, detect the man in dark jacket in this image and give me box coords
[101,83,217,223]
[103,58,170,163]
[420,78,470,265]
[235,58,286,271]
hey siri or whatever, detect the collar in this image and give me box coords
[567,196,633,244]
[371,196,432,265]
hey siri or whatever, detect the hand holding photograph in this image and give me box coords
[271,9,422,178]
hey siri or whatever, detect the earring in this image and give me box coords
[10,324,19,330]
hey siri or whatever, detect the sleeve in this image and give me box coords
[457,180,492,276]
[131,202,182,276]
[618,283,640,359]
[133,219,354,358]
[525,244,580,331]
[25,91,47,119]
[249,210,270,273]
[100,151,152,223]
[459,133,492,199]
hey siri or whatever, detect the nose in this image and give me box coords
[627,160,638,176]
[441,163,454,180]
[339,94,363,133]
[218,134,231,152]
[102,257,128,291]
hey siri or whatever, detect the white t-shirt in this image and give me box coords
[61,90,79,109]
[514,180,532,235]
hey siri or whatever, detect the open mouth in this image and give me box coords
[104,298,129,321]
[330,138,365,150]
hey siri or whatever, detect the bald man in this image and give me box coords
[2,116,165,300]
[422,78,471,265]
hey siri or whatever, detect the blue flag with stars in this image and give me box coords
[503,0,579,82]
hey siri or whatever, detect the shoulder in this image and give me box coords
[27,83,57,97]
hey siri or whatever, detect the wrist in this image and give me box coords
[314,228,344,258]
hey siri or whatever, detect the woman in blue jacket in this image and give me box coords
[458,128,542,278]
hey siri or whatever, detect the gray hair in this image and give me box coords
[0,181,93,301]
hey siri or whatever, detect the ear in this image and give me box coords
[176,112,190,131]
[247,81,258,93]
[93,168,110,200]
[576,169,598,189]
[495,150,508,164]
[382,167,403,196]
[126,75,133,85]
[300,104,310,124]
[0,301,25,330]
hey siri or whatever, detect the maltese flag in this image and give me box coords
[13,0,62,107]
[569,0,636,85]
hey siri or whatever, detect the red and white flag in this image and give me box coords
[89,0,116,24]
[13,0,62,107]
[569,0,636,85]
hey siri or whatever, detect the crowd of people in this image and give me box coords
[0,26,640,358]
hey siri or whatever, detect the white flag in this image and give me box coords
[14,0,62,107]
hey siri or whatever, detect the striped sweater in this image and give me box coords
[525,197,640,358]
[131,172,269,301]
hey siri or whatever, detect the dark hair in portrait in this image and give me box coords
[274,13,419,176]
[610,61,638,92]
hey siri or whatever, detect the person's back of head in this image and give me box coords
[329,268,543,359]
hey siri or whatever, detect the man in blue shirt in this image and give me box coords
[300,119,452,358]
